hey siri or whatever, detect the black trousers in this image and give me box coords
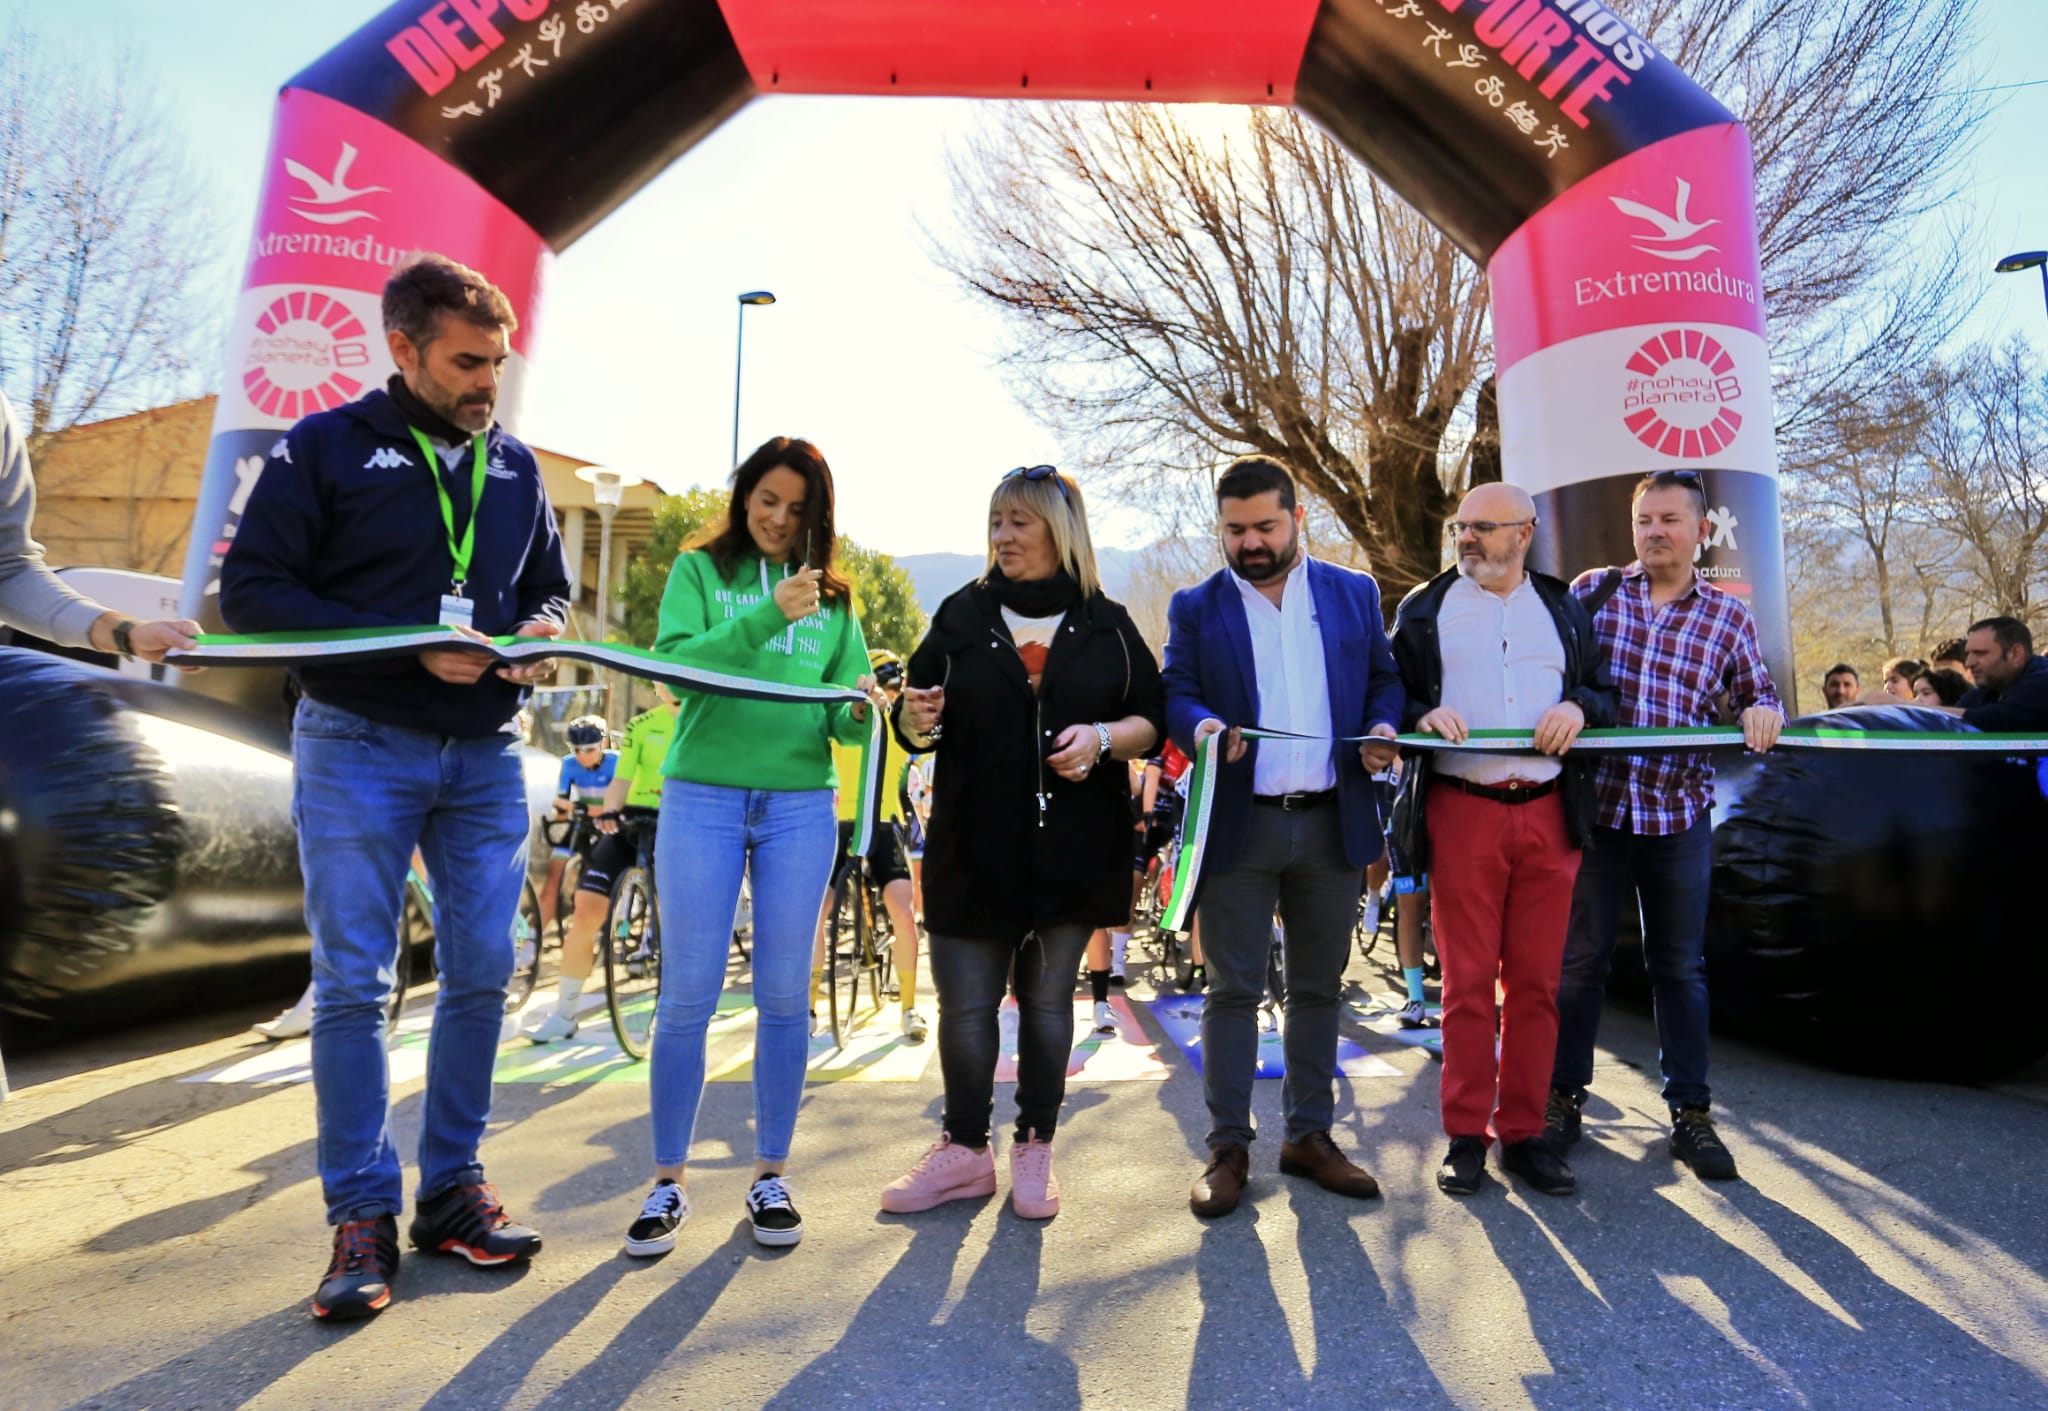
[926,923,1093,1147]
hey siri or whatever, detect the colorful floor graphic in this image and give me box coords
[1346,992,1446,1059]
[1146,995,1400,1079]
[188,989,1173,1086]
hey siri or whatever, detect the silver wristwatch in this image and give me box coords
[1092,722,1113,761]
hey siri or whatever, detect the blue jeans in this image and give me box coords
[292,698,529,1224]
[1551,818,1715,1110]
[650,782,836,1167]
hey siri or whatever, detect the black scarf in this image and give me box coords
[983,566,1082,619]
[386,374,473,446]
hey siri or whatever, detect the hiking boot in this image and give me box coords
[746,1173,805,1246]
[1670,1107,1739,1181]
[409,1182,542,1266]
[1501,1138,1577,1196]
[1543,1087,1584,1146]
[880,1135,997,1213]
[312,1215,399,1320]
[623,1179,690,1257]
[1009,1129,1061,1219]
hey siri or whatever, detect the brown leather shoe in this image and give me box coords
[1189,1144,1250,1218]
[1278,1131,1381,1199]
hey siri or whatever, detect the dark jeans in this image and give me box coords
[1551,817,1714,1110]
[927,923,1093,1147]
[1196,803,1363,1150]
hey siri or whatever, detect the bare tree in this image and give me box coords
[938,0,1986,611]
[0,28,222,457]
[936,105,1491,608]
[1916,342,2048,622]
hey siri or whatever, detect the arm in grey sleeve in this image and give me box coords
[0,392,107,648]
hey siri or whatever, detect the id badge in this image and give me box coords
[438,593,476,630]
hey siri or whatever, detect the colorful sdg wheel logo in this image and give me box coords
[1621,328,1744,459]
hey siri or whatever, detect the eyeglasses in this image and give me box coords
[874,661,905,688]
[1450,519,1535,537]
[1004,464,1073,505]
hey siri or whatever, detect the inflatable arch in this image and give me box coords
[176,0,1789,685]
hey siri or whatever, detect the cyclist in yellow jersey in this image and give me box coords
[813,650,925,1041]
[523,686,678,1041]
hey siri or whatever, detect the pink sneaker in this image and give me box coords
[880,1135,997,1213]
[1009,1129,1060,1219]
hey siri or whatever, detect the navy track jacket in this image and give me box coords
[220,388,570,737]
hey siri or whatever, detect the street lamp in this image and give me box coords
[574,465,642,644]
[732,290,776,468]
[1994,251,2048,321]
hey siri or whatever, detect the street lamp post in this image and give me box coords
[575,464,642,714]
[1994,251,2048,321]
[732,290,776,468]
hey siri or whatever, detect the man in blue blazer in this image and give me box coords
[1163,455,1405,1217]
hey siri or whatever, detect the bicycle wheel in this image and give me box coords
[1354,890,1383,964]
[604,867,661,1059]
[864,883,894,1013]
[828,873,864,1044]
[505,878,543,1015]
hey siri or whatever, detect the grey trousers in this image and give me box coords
[1196,802,1364,1150]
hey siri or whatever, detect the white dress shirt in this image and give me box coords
[1434,572,1567,785]
[1231,556,1337,795]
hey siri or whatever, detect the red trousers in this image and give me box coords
[1426,783,1582,1145]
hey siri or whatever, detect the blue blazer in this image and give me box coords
[1162,559,1405,876]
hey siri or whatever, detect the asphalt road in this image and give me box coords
[5,955,2047,1411]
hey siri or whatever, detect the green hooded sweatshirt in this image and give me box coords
[654,547,870,791]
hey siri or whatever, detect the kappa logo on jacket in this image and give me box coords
[364,446,414,471]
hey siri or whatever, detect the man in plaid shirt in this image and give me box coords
[1544,470,1783,1181]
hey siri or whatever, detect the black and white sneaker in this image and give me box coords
[624,1179,690,1257]
[746,1173,804,1247]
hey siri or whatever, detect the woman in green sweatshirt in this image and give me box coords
[622,437,880,1258]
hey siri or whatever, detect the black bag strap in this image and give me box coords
[1580,566,1625,618]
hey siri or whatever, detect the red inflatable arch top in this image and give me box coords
[179,0,1786,679]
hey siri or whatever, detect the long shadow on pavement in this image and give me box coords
[765,1206,1079,1411]
[417,1257,637,1411]
[57,1302,322,1411]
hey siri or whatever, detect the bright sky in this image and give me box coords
[28,0,2048,560]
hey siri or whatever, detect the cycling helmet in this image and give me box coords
[868,648,905,688]
[565,715,608,748]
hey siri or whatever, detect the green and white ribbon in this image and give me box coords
[1156,721,2048,933]
[169,627,889,855]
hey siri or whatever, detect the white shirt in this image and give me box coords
[1434,572,1567,785]
[1231,556,1336,795]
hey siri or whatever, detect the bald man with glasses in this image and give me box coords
[1389,483,1619,1197]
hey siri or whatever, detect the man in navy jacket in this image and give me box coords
[1163,455,1404,1217]
[222,254,568,1321]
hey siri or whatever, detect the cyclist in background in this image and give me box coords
[815,649,926,1043]
[536,716,617,932]
[522,697,670,1041]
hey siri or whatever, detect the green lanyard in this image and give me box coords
[408,428,488,592]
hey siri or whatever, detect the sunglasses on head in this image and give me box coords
[1641,469,1704,487]
[874,661,905,687]
[1004,464,1073,505]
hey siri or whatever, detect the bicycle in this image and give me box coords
[823,822,901,1048]
[601,811,663,1059]
[391,863,545,1033]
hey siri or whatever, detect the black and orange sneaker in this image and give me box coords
[313,1215,399,1321]
[408,1182,543,1266]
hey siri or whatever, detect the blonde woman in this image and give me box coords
[884,465,1164,1219]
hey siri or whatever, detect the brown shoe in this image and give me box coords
[1278,1130,1381,1200]
[1189,1144,1250,1218]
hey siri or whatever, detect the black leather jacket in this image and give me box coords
[1388,567,1620,872]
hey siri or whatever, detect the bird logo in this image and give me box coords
[284,143,388,227]
[1609,178,1719,262]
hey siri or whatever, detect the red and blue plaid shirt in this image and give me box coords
[1572,563,1782,836]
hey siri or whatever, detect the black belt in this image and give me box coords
[1252,789,1336,811]
[1432,775,1558,805]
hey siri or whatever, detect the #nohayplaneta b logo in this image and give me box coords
[284,142,389,227]
[242,292,375,422]
[1621,329,1744,459]
[1609,178,1720,263]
